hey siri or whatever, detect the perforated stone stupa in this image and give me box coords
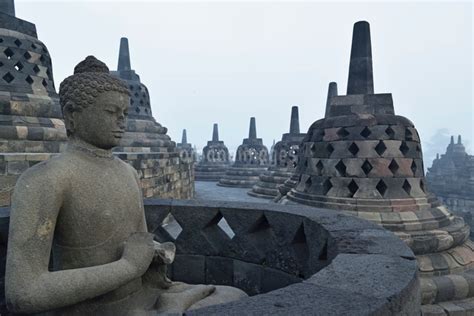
[0,0,67,206]
[111,38,194,199]
[218,117,269,188]
[249,106,305,199]
[195,123,230,181]
[176,128,195,163]
[280,21,474,314]
[276,83,338,201]
[427,136,474,235]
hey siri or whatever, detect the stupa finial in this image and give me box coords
[324,82,338,117]
[212,123,219,142]
[249,117,257,139]
[118,37,131,71]
[0,0,15,17]
[181,129,187,144]
[347,21,374,95]
[289,106,300,134]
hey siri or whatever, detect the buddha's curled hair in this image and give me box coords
[59,56,130,114]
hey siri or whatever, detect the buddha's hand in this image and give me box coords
[122,232,156,276]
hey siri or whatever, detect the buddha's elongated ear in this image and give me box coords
[62,103,76,137]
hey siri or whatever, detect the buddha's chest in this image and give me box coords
[55,159,144,249]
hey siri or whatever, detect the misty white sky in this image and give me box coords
[15,0,473,165]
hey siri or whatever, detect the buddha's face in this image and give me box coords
[70,90,129,149]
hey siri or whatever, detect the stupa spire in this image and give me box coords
[181,129,187,144]
[289,106,300,134]
[347,21,374,95]
[118,37,131,71]
[0,0,15,16]
[324,82,338,117]
[458,135,462,144]
[249,117,257,139]
[212,123,219,142]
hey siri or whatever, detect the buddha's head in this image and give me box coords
[59,56,130,149]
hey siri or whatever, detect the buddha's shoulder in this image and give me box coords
[17,153,76,186]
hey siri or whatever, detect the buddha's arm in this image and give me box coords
[5,169,154,314]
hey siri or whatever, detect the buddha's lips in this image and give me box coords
[112,131,125,138]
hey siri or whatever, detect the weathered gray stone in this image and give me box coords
[4,56,245,315]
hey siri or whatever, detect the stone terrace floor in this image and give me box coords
[194,181,271,204]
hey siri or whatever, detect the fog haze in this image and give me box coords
[15,0,473,165]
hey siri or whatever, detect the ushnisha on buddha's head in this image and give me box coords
[59,56,130,149]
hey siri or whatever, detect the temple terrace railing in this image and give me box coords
[144,199,420,315]
[0,200,419,314]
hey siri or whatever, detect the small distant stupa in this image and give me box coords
[111,38,194,199]
[249,106,306,199]
[195,123,230,181]
[218,117,269,188]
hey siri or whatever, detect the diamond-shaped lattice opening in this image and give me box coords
[348,179,359,197]
[0,61,3,67]
[405,128,413,141]
[416,145,421,153]
[388,159,399,175]
[130,99,135,105]
[310,143,316,154]
[337,127,350,139]
[376,180,388,197]
[2,72,14,83]
[135,107,140,113]
[41,78,48,88]
[348,142,359,156]
[161,213,183,240]
[42,47,48,53]
[23,51,31,60]
[46,68,52,79]
[375,141,387,156]
[360,127,371,138]
[420,179,425,193]
[134,92,139,97]
[402,180,412,195]
[304,176,312,191]
[322,178,332,195]
[129,85,134,90]
[399,141,409,156]
[316,160,324,175]
[31,43,37,50]
[317,129,325,140]
[326,143,334,156]
[361,160,373,175]
[335,160,347,176]
[140,99,144,105]
[39,55,46,63]
[217,216,235,239]
[0,38,3,43]
[25,75,33,85]
[385,126,395,139]
[291,224,309,261]
[304,159,308,168]
[4,48,14,59]
[33,65,40,74]
[411,160,417,175]
[14,39,22,47]
[14,62,23,71]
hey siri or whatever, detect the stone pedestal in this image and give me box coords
[218,117,269,188]
[111,38,194,199]
[0,3,67,206]
[279,21,474,313]
[195,124,230,181]
[249,106,305,199]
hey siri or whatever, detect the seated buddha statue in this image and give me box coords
[5,56,246,315]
